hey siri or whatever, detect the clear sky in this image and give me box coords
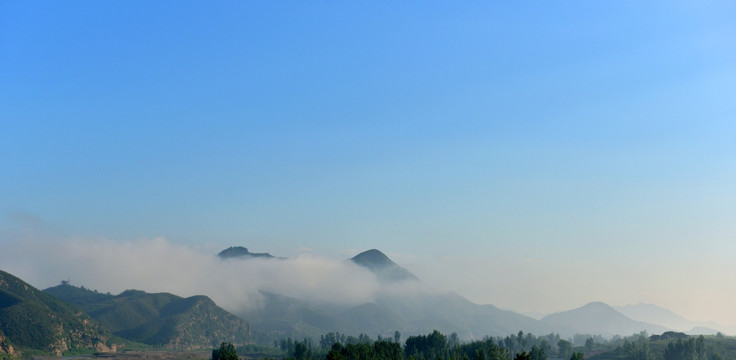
[2,1,736,326]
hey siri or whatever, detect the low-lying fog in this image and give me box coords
[1,235,434,314]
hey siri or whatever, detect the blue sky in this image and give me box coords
[2,1,736,324]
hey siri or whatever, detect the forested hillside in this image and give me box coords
[0,270,114,358]
[44,283,250,350]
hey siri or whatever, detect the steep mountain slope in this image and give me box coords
[0,269,114,357]
[542,302,668,337]
[44,284,250,349]
[350,249,419,282]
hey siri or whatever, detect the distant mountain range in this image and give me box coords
[43,283,250,350]
[541,302,668,337]
[0,270,114,357]
[615,303,727,335]
[2,246,729,356]
[223,247,730,339]
[232,248,554,339]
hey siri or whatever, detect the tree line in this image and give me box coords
[215,330,729,360]
[275,330,583,360]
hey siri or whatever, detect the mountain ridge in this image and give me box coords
[44,283,250,350]
[218,246,277,259]
[0,269,115,357]
[349,249,419,282]
[616,303,725,335]
[541,301,668,337]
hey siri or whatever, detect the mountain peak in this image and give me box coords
[350,249,419,282]
[542,301,667,337]
[217,246,275,259]
[582,301,613,310]
[350,249,393,268]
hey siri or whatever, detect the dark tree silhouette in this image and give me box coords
[212,342,238,360]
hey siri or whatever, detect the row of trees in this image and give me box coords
[218,331,724,360]
[278,330,587,360]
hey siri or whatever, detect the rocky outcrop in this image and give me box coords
[0,331,18,358]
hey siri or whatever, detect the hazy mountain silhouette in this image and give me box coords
[541,301,668,337]
[616,303,725,335]
[350,249,419,282]
[231,248,553,340]
[218,246,277,259]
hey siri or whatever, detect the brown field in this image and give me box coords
[29,351,211,360]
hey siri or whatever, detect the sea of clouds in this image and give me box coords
[0,232,402,314]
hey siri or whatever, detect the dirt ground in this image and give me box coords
[28,351,211,360]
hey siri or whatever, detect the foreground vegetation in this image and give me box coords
[232,330,736,360]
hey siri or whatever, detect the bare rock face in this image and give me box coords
[0,331,18,357]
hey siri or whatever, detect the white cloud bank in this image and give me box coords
[0,234,388,314]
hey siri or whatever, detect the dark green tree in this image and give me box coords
[530,345,547,360]
[405,330,448,360]
[623,337,653,360]
[515,351,531,360]
[585,338,594,352]
[293,342,309,360]
[557,340,572,360]
[570,351,584,360]
[373,340,403,360]
[212,342,238,360]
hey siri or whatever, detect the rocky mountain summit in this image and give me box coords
[217,246,277,260]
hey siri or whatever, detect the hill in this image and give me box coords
[44,284,250,350]
[615,303,726,335]
[238,290,555,341]
[218,246,276,260]
[235,249,552,340]
[350,249,419,282]
[0,269,114,357]
[541,301,668,337]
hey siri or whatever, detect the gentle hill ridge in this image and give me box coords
[44,283,250,350]
[541,301,668,337]
[0,269,114,357]
[615,303,725,334]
